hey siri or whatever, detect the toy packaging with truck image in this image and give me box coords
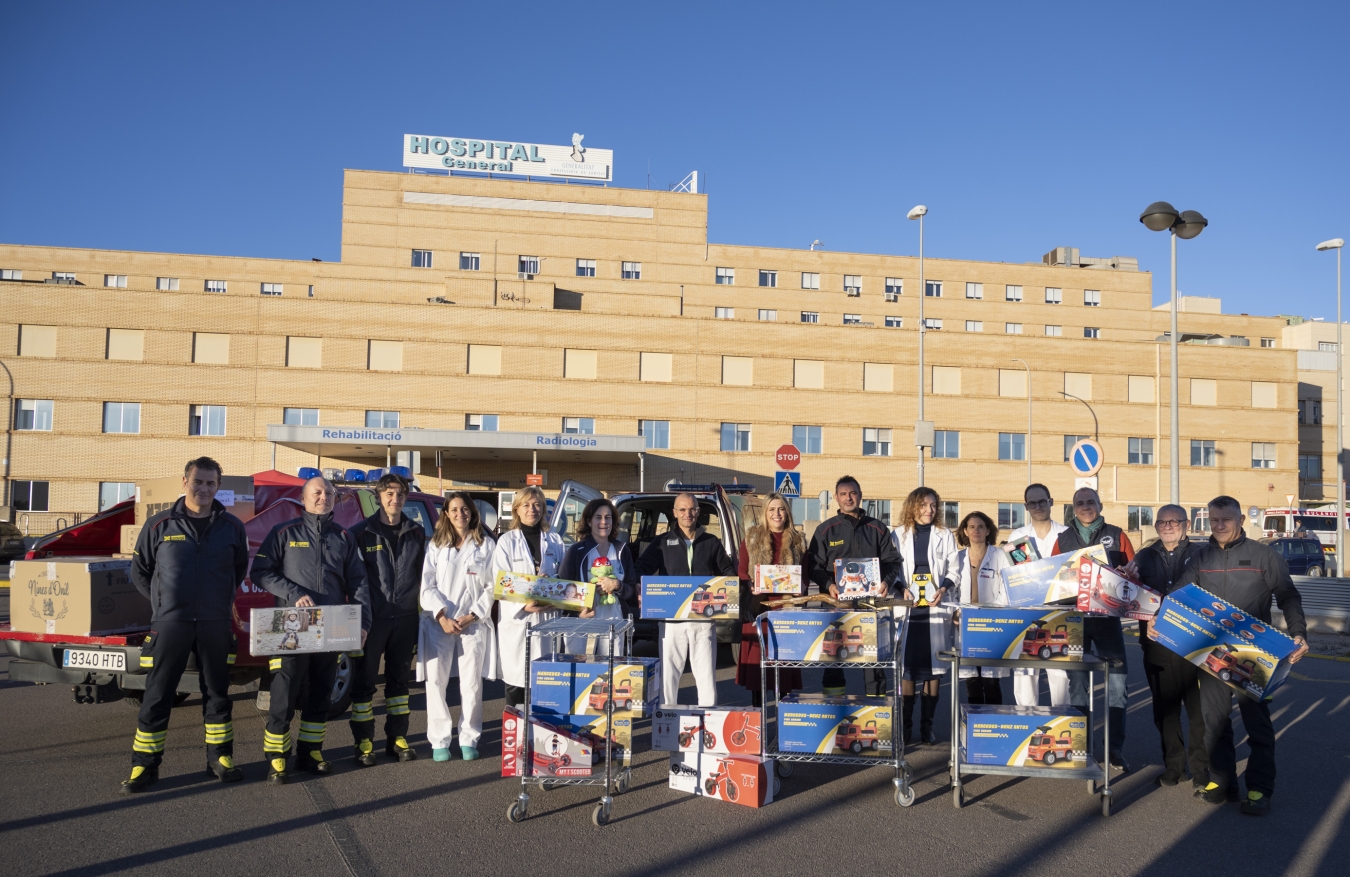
[1076,558,1162,620]
[1001,545,1109,607]
[652,706,763,756]
[959,607,1084,661]
[1149,584,1299,701]
[561,712,634,766]
[640,575,740,621]
[753,564,802,595]
[764,609,894,662]
[249,605,362,655]
[668,752,775,807]
[500,707,604,778]
[960,705,1088,768]
[1002,535,1041,566]
[494,570,596,612]
[777,694,893,756]
[833,557,885,599]
[528,654,661,717]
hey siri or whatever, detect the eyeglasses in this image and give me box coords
[1024,499,1051,509]
[1156,519,1187,529]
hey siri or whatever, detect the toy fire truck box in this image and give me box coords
[1150,584,1299,701]
[528,654,661,717]
[494,570,596,612]
[959,607,1084,661]
[249,605,362,655]
[668,752,775,808]
[1076,558,1163,620]
[561,712,635,766]
[1001,545,1109,607]
[753,564,802,595]
[640,575,740,621]
[500,707,603,778]
[1002,535,1042,566]
[764,609,894,662]
[10,558,148,636]
[652,706,764,756]
[777,694,894,756]
[833,557,885,599]
[960,704,1087,768]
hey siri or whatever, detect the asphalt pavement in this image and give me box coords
[1,636,1347,877]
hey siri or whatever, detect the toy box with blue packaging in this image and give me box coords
[652,706,763,756]
[959,704,1088,768]
[529,654,661,717]
[777,694,894,756]
[668,752,776,807]
[959,607,1084,661]
[640,575,740,621]
[764,610,894,662]
[1149,584,1299,701]
[833,557,885,598]
[1001,545,1108,607]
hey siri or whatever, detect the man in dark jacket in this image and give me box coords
[121,457,250,793]
[1053,487,1134,771]
[638,493,737,706]
[1170,495,1309,815]
[252,477,370,783]
[347,474,425,766]
[805,476,903,695]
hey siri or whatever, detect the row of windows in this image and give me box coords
[0,270,316,297]
[715,309,1095,336]
[412,250,643,280]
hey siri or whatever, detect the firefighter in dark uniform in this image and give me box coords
[252,476,370,783]
[347,473,426,765]
[121,457,250,793]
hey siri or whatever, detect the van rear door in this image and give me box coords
[550,480,603,545]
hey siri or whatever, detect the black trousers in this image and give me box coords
[1143,640,1209,781]
[1199,672,1277,796]
[132,620,234,769]
[266,653,339,756]
[965,676,1003,705]
[349,615,418,743]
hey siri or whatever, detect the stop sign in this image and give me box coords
[776,444,801,470]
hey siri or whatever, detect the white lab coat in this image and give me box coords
[953,546,1010,680]
[892,525,960,603]
[491,527,566,687]
[1006,520,1068,563]
[1004,521,1070,705]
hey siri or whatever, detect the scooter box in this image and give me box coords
[1001,546,1109,607]
[777,694,893,756]
[640,575,740,621]
[959,607,1084,661]
[1150,584,1299,701]
[249,605,362,655]
[668,752,775,808]
[560,713,634,766]
[753,564,802,595]
[494,571,596,612]
[960,704,1087,768]
[529,654,661,717]
[500,707,603,778]
[764,610,894,662]
[1076,558,1163,620]
[652,706,763,756]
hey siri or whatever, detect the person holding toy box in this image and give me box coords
[558,497,637,655]
[952,510,1010,706]
[736,492,805,706]
[1005,483,1070,709]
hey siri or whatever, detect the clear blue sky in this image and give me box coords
[2,2,1346,317]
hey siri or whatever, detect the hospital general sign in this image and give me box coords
[403,133,613,181]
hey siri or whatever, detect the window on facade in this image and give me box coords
[1319,341,1338,352]
[102,402,140,434]
[563,417,595,435]
[518,255,540,276]
[1127,506,1155,531]
[53,272,76,282]
[862,427,892,457]
[1301,399,1323,425]
[1,269,22,280]
[1084,327,1100,339]
[99,482,136,511]
[1005,285,1023,302]
[966,321,983,332]
[1045,325,1062,336]
[104,275,127,288]
[1128,437,1154,465]
[622,261,641,280]
[261,283,283,296]
[1045,287,1062,304]
[205,280,227,293]
[790,498,823,522]
[885,316,902,328]
[793,425,823,455]
[759,270,777,288]
[966,282,983,300]
[940,501,960,529]
[576,259,596,277]
[715,307,734,319]
[466,414,499,431]
[932,430,959,459]
[189,405,226,436]
[925,280,942,297]
[924,318,943,330]
[1260,337,1275,348]
[862,500,891,526]
[640,420,670,449]
[716,267,735,285]
[412,250,433,268]
[460,252,481,271]
[720,422,751,452]
[801,272,820,290]
[1191,508,1211,534]
[843,314,862,325]
[998,503,1025,530]
[1300,454,1322,482]
[14,399,53,431]
[1006,323,1023,334]
[758,309,777,321]
[999,433,1026,461]
[1063,434,1088,462]
[284,407,319,426]
[12,479,49,512]
[886,278,903,297]
[1191,439,1217,467]
[1252,442,1276,469]
[801,311,819,323]
[1084,289,1101,306]
[844,275,862,296]
[365,410,400,429]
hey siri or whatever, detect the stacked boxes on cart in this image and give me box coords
[500,706,608,778]
[640,576,740,621]
[764,609,895,662]
[654,706,775,808]
[777,694,894,756]
[959,606,1085,661]
[960,705,1088,768]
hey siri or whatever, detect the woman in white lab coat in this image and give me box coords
[420,492,499,762]
[490,486,566,708]
[952,510,1010,705]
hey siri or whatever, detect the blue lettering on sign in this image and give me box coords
[319,429,403,442]
[535,435,598,448]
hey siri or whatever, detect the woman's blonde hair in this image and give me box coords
[745,492,806,567]
[898,487,944,530]
[509,486,550,531]
[433,491,484,549]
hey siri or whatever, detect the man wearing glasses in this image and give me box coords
[1006,483,1069,707]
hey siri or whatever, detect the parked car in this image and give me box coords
[1264,536,1335,577]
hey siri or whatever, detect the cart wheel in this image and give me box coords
[592,802,610,826]
[953,785,964,809]
[507,801,527,823]
[896,783,917,808]
[616,771,631,795]
[775,761,794,779]
[540,781,555,792]
[1101,793,1112,817]
[903,764,914,785]
[1086,780,1097,795]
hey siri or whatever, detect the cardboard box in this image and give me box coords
[1150,584,1299,701]
[668,752,775,807]
[778,694,893,756]
[494,570,596,612]
[640,575,739,621]
[10,558,149,636]
[960,704,1088,767]
[135,475,255,524]
[529,654,661,717]
[833,557,885,598]
[249,605,362,655]
[120,524,140,555]
[1076,558,1162,620]
[1002,535,1042,566]
[501,707,603,777]
[1001,546,1108,606]
[560,712,635,766]
[764,609,894,662]
[753,564,801,595]
[652,706,763,756]
[959,606,1084,661]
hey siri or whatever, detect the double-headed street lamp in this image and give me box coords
[1317,237,1345,575]
[909,204,929,487]
[1140,202,1208,505]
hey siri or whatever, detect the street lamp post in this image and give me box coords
[1140,202,1208,505]
[909,204,928,487]
[1013,358,1031,486]
[1318,237,1345,575]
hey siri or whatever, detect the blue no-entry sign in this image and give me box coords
[1068,439,1104,477]
[774,471,801,496]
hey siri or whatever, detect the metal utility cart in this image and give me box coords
[938,650,1117,816]
[506,616,635,827]
[754,606,917,807]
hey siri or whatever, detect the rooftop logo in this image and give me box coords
[403,133,612,182]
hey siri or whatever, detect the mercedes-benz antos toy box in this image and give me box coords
[960,705,1088,768]
[529,654,661,717]
[1001,546,1108,607]
[640,576,740,621]
[764,610,894,662]
[778,694,894,756]
[959,607,1084,661]
[653,706,763,756]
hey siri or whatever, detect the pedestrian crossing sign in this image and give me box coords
[774,471,801,496]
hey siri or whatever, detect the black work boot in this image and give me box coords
[919,693,939,745]
[267,753,290,784]
[300,749,332,774]
[386,737,416,762]
[120,765,159,794]
[354,739,377,768]
[206,754,244,782]
[902,695,916,745]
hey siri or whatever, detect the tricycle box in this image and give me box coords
[1001,545,1108,607]
[1076,558,1162,620]
[668,752,775,808]
[640,576,739,621]
[494,571,596,612]
[10,558,148,636]
[249,605,362,655]
[960,704,1087,767]
[1150,584,1298,701]
[652,706,763,756]
[501,707,603,778]
[764,610,894,662]
[959,607,1084,661]
[753,565,801,595]
[561,712,634,766]
[778,694,893,756]
[529,654,661,717]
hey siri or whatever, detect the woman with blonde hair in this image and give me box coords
[419,492,498,761]
[736,492,806,706]
[489,486,566,708]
